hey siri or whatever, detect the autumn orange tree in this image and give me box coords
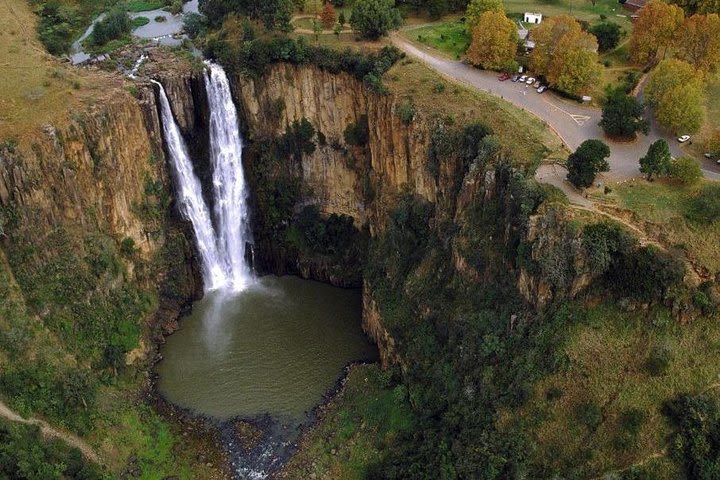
[320,3,336,29]
[529,15,601,96]
[645,59,705,134]
[467,11,518,71]
[676,13,720,74]
[629,0,684,65]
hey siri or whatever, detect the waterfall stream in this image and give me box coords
[153,62,254,292]
[204,62,254,291]
[153,79,227,291]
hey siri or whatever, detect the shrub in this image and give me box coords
[575,400,602,431]
[686,184,720,224]
[344,115,370,146]
[669,157,702,185]
[183,12,208,38]
[155,15,167,22]
[645,342,673,376]
[396,98,416,125]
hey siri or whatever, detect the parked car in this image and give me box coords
[511,74,520,82]
[533,80,541,88]
[526,77,536,85]
[537,85,547,93]
[677,135,691,143]
[498,72,510,81]
[519,75,527,83]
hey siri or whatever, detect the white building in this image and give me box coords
[523,12,543,24]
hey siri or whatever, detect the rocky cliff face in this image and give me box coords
[233,64,436,225]
[0,77,201,353]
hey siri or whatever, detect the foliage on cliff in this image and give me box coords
[204,29,402,92]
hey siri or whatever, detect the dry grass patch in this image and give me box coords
[386,59,567,170]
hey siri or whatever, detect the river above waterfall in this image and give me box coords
[156,276,377,423]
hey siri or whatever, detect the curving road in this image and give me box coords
[390,35,720,182]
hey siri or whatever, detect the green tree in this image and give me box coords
[639,139,672,180]
[646,59,705,134]
[465,0,504,28]
[350,0,402,39]
[566,139,611,188]
[589,21,622,52]
[89,7,131,46]
[669,157,702,184]
[599,89,649,139]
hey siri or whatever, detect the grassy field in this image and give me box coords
[278,364,414,479]
[592,179,720,276]
[403,19,469,59]
[504,0,633,26]
[508,302,719,478]
[0,0,128,144]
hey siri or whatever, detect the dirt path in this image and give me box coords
[0,400,102,465]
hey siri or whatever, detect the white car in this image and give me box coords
[519,75,527,83]
[677,135,691,143]
[526,77,536,85]
[537,85,547,93]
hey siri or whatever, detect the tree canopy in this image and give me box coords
[566,139,611,188]
[645,59,705,134]
[589,21,622,52]
[529,15,601,96]
[465,0,504,28]
[676,13,720,73]
[199,0,293,30]
[629,0,685,65]
[639,139,672,180]
[599,90,648,139]
[350,0,402,39]
[466,10,518,71]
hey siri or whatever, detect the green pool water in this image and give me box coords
[156,275,377,422]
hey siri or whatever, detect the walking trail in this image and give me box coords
[0,399,102,465]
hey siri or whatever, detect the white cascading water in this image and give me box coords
[204,62,254,292]
[152,79,227,291]
[153,63,254,293]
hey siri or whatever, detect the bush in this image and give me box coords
[396,98,416,125]
[589,21,621,52]
[155,15,167,22]
[645,342,673,376]
[669,157,702,185]
[344,115,370,146]
[183,12,208,38]
[686,184,720,224]
[36,2,80,54]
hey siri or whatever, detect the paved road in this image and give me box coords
[391,35,720,182]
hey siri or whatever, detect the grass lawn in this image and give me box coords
[505,0,633,27]
[403,19,469,59]
[126,0,165,12]
[132,16,151,29]
[507,302,718,479]
[592,179,720,275]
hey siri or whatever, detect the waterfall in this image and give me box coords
[153,63,254,293]
[153,80,227,291]
[204,62,254,291]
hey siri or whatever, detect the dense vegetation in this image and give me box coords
[205,34,402,93]
[0,419,103,479]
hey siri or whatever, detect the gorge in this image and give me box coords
[1,16,719,477]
